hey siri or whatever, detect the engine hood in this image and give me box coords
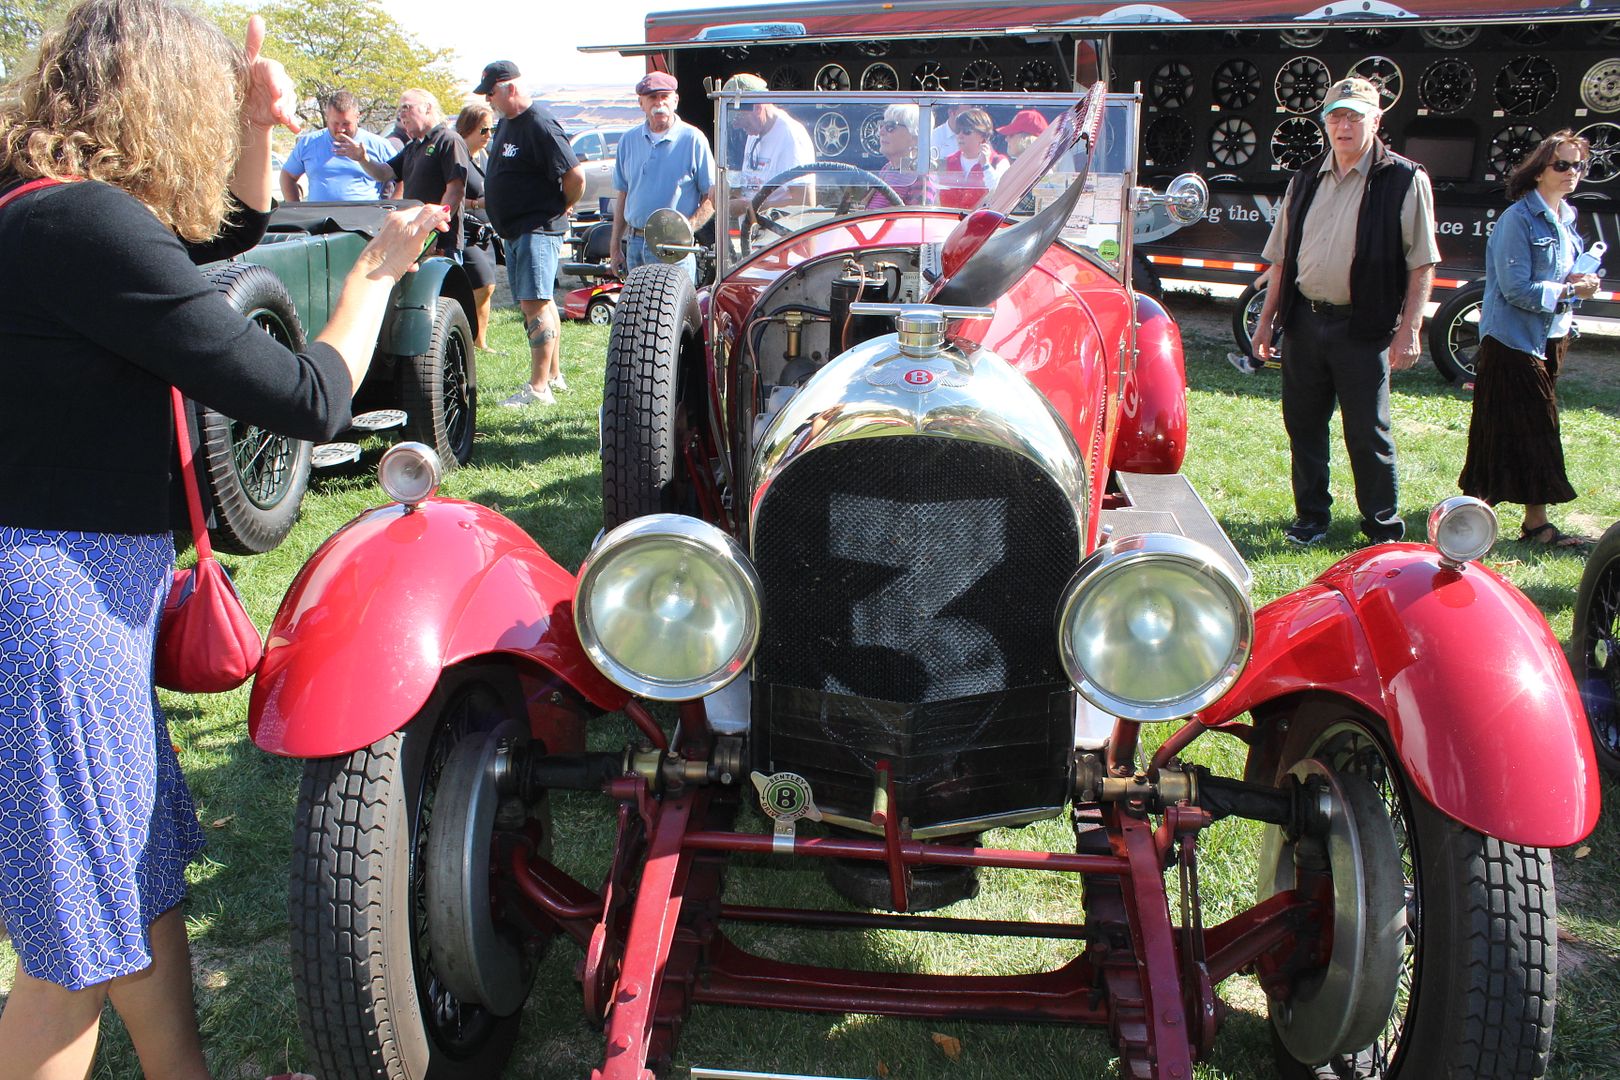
[748,328,1090,534]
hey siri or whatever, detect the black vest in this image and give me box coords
[1276,144,1421,343]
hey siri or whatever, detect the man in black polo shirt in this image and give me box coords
[346,87,469,259]
[477,60,583,407]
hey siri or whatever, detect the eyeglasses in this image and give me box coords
[1550,158,1587,174]
[880,121,908,133]
[1324,110,1367,127]
[480,126,493,135]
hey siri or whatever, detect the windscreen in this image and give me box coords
[713,89,1137,281]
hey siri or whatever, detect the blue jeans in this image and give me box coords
[506,231,563,301]
[626,234,696,284]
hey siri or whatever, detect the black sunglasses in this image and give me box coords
[1551,159,1587,174]
[480,126,493,135]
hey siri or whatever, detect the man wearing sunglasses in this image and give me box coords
[476,60,584,408]
[280,89,397,202]
[1250,75,1440,548]
[610,71,715,282]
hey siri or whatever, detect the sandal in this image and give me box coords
[1519,522,1594,548]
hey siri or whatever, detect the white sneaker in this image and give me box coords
[551,373,570,393]
[501,385,555,407]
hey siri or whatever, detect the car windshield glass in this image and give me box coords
[712,89,1135,282]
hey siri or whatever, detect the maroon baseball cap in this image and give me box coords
[635,71,679,96]
[997,109,1049,138]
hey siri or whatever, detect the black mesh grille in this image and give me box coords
[751,436,1080,828]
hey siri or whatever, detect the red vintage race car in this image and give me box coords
[248,84,1599,1080]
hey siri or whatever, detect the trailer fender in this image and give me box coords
[1205,545,1599,847]
[249,498,627,758]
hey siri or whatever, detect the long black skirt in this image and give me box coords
[1457,334,1576,507]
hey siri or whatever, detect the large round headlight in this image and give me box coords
[1427,495,1497,567]
[1057,534,1253,722]
[575,514,761,701]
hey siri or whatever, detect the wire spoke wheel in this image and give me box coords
[1572,521,1620,773]
[290,666,533,1078]
[1258,706,1557,1079]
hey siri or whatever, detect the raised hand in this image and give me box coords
[331,132,369,163]
[242,15,300,133]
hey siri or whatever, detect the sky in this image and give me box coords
[375,0,741,90]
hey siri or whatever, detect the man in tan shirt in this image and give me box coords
[1251,76,1440,546]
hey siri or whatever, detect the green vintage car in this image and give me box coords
[195,200,478,554]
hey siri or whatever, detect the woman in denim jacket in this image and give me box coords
[1459,130,1602,546]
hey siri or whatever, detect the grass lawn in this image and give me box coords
[3,293,1618,1079]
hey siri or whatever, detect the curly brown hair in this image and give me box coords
[0,0,245,242]
[1506,129,1592,202]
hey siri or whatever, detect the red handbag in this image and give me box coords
[0,177,260,689]
[154,388,264,692]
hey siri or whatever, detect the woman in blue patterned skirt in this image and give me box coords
[0,1,447,1075]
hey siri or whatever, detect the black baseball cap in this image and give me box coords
[474,60,520,96]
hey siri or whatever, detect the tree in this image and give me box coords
[0,0,74,84]
[211,0,462,132]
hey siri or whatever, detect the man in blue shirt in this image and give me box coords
[279,90,396,202]
[609,71,715,282]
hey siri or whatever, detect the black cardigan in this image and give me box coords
[0,179,353,534]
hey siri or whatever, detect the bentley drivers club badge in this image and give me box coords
[751,770,823,851]
[866,360,970,394]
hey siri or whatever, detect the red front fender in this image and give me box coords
[1204,545,1600,847]
[1112,293,1187,474]
[249,498,627,758]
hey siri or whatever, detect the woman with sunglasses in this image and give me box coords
[865,105,927,210]
[939,107,1008,211]
[1459,130,1601,547]
[455,103,499,349]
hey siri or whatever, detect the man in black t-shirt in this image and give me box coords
[477,60,583,407]
[346,88,469,257]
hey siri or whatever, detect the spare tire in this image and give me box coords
[192,264,313,556]
[600,263,701,531]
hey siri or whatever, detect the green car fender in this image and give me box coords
[380,257,478,356]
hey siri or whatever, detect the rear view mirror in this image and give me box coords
[645,207,701,263]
